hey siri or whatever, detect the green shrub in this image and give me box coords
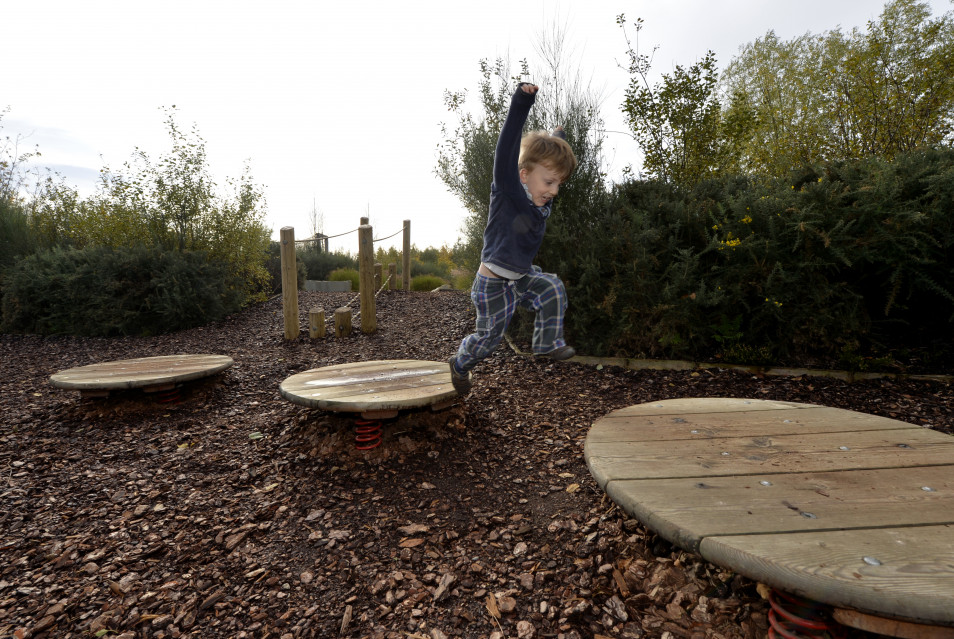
[453,272,474,290]
[536,148,954,365]
[0,199,36,274]
[409,257,450,279]
[264,241,306,294]
[1,245,244,336]
[410,275,446,291]
[328,268,360,292]
[21,109,272,306]
[540,178,716,358]
[300,248,357,280]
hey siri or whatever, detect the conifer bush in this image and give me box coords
[0,199,35,275]
[328,268,360,292]
[1,246,243,336]
[299,248,357,281]
[410,275,446,291]
[537,149,954,367]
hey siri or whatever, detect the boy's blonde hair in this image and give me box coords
[518,131,578,181]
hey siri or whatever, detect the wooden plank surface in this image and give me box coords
[587,427,951,481]
[588,405,912,443]
[603,397,819,417]
[279,359,457,412]
[49,354,233,390]
[583,397,954,628]
[602,466,954,552]
[700,525,954,625]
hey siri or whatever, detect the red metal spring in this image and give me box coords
[353,419,382,450]
[155,386,182,404]
[768,589,846,639]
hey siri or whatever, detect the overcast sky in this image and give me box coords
[5,0,949,253]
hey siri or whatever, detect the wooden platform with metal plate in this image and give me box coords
[49,354,234,399]
[584,397,954,638]
[279,359,458,420]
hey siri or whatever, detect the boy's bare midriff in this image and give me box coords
[478,263,504,279]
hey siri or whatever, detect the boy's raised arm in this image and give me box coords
[493,83,539,186]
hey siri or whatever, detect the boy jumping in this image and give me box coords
[449,82,578,396]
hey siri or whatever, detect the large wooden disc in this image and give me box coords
[279,359,456,413]
[585,397,954,629]
[50,354,233,391]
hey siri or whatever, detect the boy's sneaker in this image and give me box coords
[448,356,472,396]
[543,345,576,360]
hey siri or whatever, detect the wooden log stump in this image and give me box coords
[388,263,397,291]
[309,308,326,339]
[334,307,352,337]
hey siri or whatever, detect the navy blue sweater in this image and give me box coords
[479,86,550,276]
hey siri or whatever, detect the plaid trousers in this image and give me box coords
[454,266,568,373]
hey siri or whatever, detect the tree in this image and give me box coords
[436,57,512,270]
[720,31,837,176]
[307,197,326,247]
[831,0,954,158]
[0,108,40,270]
[618,15,752,187]
[721,0,954,175]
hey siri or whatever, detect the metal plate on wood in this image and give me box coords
[50,354,234,390]
[279,359,457,413]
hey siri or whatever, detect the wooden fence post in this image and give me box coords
[334,307,352,337]
[358,224,376,333]
[402,219,411,291]
[309,308,326,339]
[388,263,397,291]
[280,226,299,340]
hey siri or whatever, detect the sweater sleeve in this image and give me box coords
[492,85,536,190]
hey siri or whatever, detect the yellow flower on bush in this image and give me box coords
[741,215,752,224]
[719,233,742,250]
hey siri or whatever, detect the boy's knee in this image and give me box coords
[473,317,504,350]
[475,316,496,336]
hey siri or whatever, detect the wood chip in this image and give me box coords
[485,593,501,619]
[339,604,353,635]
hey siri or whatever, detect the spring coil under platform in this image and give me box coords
[768,589,847,639]
[353,419,383,450]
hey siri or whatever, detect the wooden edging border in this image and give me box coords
[567,355,952,384]
[504,338,951,384]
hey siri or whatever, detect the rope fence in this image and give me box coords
[292,224,404,244]
[351,273,393,323]
[372,227,404,243]
[278,219,412,340]
[293,227,360,243]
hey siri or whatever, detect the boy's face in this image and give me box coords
[519,163,563,207]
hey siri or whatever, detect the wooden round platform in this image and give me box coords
[50,354,234,395]
[584,398,954,634]
[279,359,457,417]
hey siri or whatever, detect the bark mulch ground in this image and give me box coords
[2,290,952,639]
